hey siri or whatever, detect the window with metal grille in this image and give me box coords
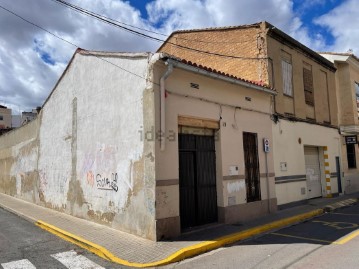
[281,59,293,96]
[303,63,314,106]
[347,143,357,169]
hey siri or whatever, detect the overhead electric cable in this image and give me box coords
[50,0,268,60]
[49,0,255,45]
[0,4,150,82]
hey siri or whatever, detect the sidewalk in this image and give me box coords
[0,193,358,268]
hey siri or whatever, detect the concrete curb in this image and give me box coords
[3,197,355,267]
[35,208,326,267]
[0,201,37,223]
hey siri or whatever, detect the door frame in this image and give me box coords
[242,131,261,203]
[178,130,218,230]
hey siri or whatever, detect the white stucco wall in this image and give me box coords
[37,51,156,239]
[0,51,157,240]
[273,119,341,205]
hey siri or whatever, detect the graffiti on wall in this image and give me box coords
[96,173,119,192]
[86,171,95,187]
[81,144,132,192]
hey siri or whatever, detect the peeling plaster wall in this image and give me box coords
[153,61,276,239]
[0,119,40,200]
[0,52,157,240]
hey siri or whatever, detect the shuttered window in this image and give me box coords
[282,60,293,96]
[303,63,314,106]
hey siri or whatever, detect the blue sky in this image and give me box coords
[0,0,357,112]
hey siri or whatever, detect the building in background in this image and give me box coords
[159,21,342,207]
[11,115,21,128]
[21,107,40,125]
[320,52,359,194]
[0,105,12,135]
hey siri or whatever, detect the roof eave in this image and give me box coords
[266,23,336,72]
[163,57,277,96]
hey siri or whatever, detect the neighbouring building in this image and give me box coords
[0,105,11,129]
[158,21,342,207]
[320,52,359,193]
[11,115,21,128]
[21,108,40,125]
[0,49,277,240]
[0,105,12,135]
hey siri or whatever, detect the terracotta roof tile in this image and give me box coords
[164,54,274,90]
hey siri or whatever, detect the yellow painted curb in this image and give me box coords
[35,208,324,267]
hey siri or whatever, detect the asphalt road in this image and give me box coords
[166,202,359,269]
[0,207,126,269]
[1,203,359,269]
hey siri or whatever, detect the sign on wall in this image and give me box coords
[345,136,357,145]
[263,138,270,153]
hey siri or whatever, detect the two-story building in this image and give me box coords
[0,49,277,240]
[158,21,342,207]
[320,52,359,194]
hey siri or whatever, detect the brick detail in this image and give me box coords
[159,26,270,85]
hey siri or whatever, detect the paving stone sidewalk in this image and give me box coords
[0,192,358,265]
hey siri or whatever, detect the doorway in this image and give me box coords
[178,133,218,230]
[243,132,261,202]
[304,146,322,199]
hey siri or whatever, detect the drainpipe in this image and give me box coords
[160,61,173,151]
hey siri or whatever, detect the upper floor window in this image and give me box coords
[303,62,314,106]
[0,115,3,121]
[281,51,293,96]
[355,82,359,118]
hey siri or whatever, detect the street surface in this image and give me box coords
[166,202,359,269]
[0,208,125,269]
[1,203,359,268]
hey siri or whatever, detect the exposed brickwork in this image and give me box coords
[158,25,270,85]
[159,22,338,126]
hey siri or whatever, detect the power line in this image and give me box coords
[0,4,150,82]
[49,0,255,45]
[50,0,267,60]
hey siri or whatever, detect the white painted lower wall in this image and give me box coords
[0,51,157,240]
[273,119,341,205]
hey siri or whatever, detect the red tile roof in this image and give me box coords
[164,54,274,90]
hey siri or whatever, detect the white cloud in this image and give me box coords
[315,0,359,53]
[0,0,338,112]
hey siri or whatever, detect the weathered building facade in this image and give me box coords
[159,21,342,207]
[0,105,12,129]
[0,49,277,240]
[320,52,359,194]
[154,57,277,238]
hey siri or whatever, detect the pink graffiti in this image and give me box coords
[86,171,94,187]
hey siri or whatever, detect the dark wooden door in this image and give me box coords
[179,134,217,230]
[243,132,261,202]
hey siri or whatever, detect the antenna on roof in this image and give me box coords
[348,49,353,54]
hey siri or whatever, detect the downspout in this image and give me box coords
[160,61,173,151]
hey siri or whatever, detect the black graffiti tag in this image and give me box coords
[96,173,119,192]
